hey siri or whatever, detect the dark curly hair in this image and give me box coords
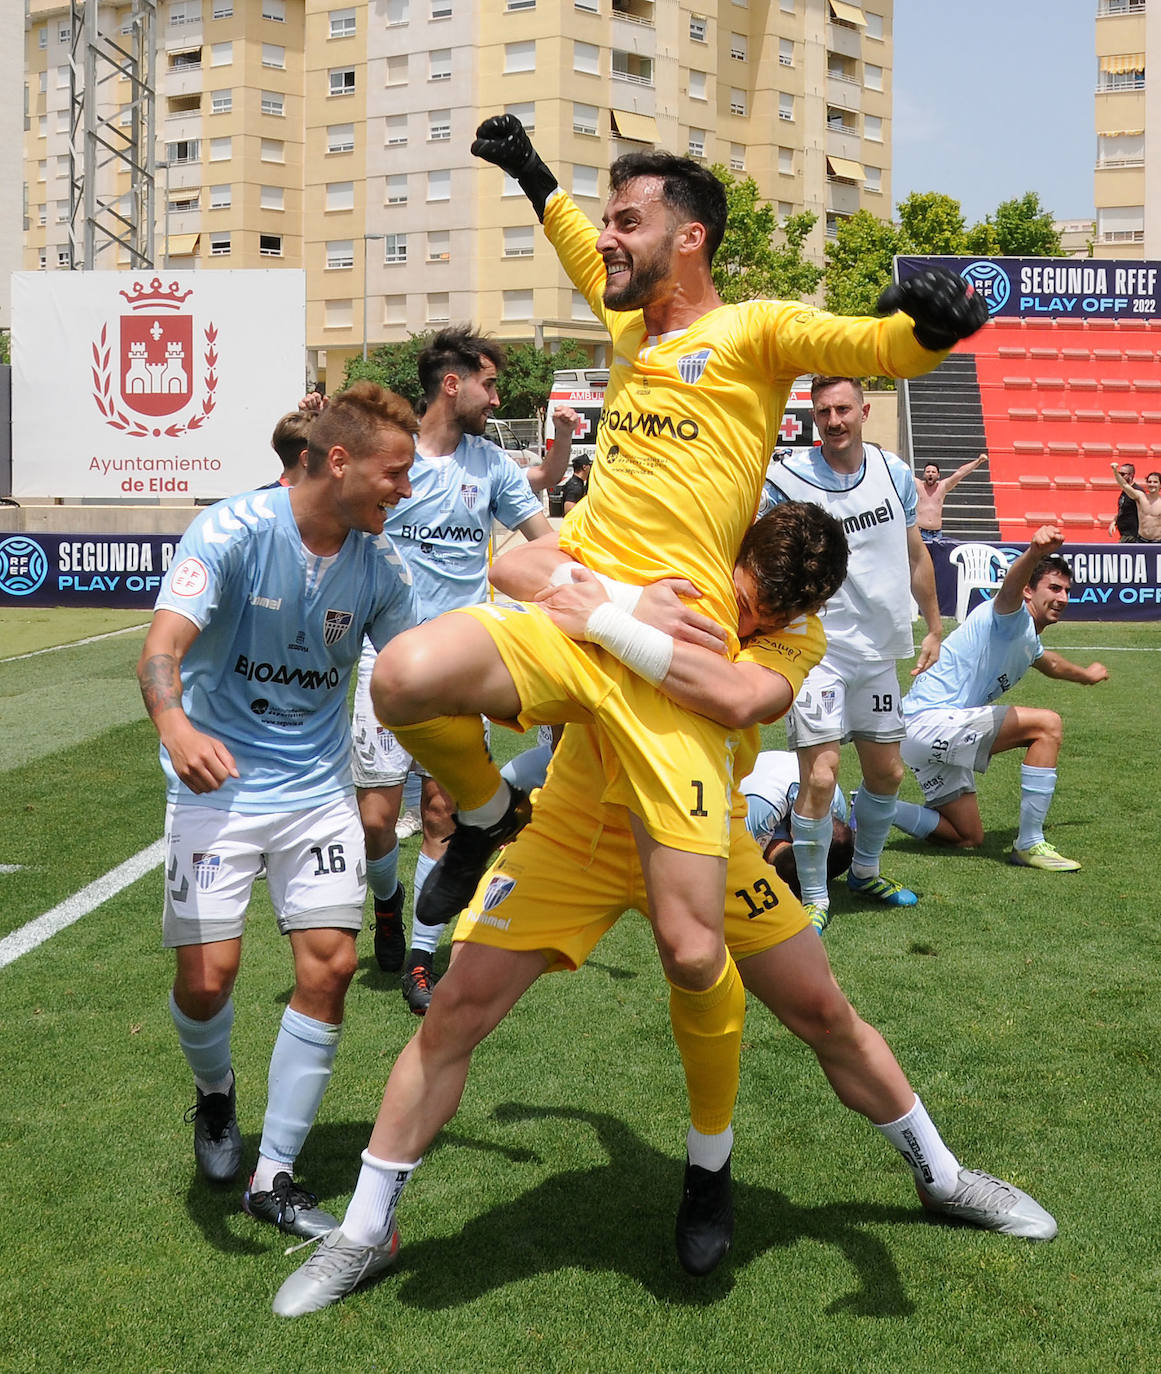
[738,501,848,625]
[608,152,728,264]
[417,325,506,403]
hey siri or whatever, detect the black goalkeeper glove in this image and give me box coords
[877,268,989,351]
[471,114,559,222]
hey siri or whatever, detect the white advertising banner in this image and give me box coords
[11,270,305,500]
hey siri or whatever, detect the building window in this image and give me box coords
[385,115,408,144]
[327,239,354,269]
[778,146,793,175]
[430,49,452,80]
[38,26,47,47]
[507,0,535,9]
[780,0,794,10]
[169,193,199,212]
[864,113,883,142]
[779,92,794,121]
[864,165,882,193]
[330,8,356,37]
[689,70,707,101]
[55,199,68,224]
[573,102,599,136]
[612,51,652,84]
[730,33,747,61]
[260,90,284,116]
[426,293,450,323]
[575,0,598,11]
[170,2,199,26]
[504,225,534,257]
[263,0,286,19]
[328,123,355,153]
[329,67,355,95]
[212,2,234,17]
[573,165,599,198]
[502,289,533,320]
[1099,63,1146,91]
[58,248,72,269]
[864,63,883,91]
[1098,131,1145,166]
[386,54,408,84]
[260,185,284,211]
[689,14,707,41]
[572,291,597,321]
[261,138,285,162]
[385,295,406,324]
[259,233,283,256]
[210,183,231,209]
[427,169,451,201]
[1097,205,1145,242]
[827,104,857,133]
[262,43,285,69]
[210,136,232,161]
[505,41,536,73]
[210,89,232,114]
[210,41,232,65]
[865,10,883,38]
[729,143,745,171]
[386,174,408,204]
[386,0,409,21]
[505,102,535,130]
[326,181,355,211]
[687,128,706,157]
[210,232,231,256]
[431,0,453,16]
[779,37,793,66]
[429,109,451,141]
[324,299,353,329]
[167,139,200,164]
[168,50,201,72]
[574,41,599,75]
[729,88,746,116]
[384,233,407,264]
[428,230,451,261]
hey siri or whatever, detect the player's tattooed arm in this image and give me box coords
[138,651,184,720]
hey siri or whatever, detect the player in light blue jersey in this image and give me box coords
[348,327,574,1012]
[137,382,419,1239]
[763,376,943,931]
[739,751,853,896]
[896,525,1108,869]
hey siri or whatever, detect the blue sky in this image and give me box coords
[892,0,1095,224]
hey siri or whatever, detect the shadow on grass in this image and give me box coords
[384,1102,918,1318]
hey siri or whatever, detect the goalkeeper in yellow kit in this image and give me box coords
[273,116,990,1306]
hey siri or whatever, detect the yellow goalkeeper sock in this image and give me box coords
[668,954,745,1136]
[392,715,502,813]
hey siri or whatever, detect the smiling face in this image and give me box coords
[451,359,501,437]
[812,381,869,467]
[595,177,680,312]
[336,423,414,535]
[1023,566,1071,630]
[1148,473,1161,498]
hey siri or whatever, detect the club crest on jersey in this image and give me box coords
[481,874,516,912]
[459,483,480,512]
[677,349,713,385]
[323,609,354,645]
[192,852,221,891]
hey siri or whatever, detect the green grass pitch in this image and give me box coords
[1,612,1159,1373]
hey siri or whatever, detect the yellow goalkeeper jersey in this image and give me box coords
[544,191,941,642]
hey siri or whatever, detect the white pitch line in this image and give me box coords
[0,864,25,874]
[1,623,151,663]
[0,839,164,971]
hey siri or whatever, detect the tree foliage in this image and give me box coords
[990,192,1062,256]
[340,332,590,418]
[0,331,9,366]
[823,209,901,317]
[710,165,823,303]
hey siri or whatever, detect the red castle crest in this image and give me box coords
[91,277,218,439]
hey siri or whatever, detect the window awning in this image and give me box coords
[827,155,866,181]
[829,0,867,26]
[166,233,200,256]
[611,110,659,144]
[1100,53,1145,73]
[1101,128,1145,136]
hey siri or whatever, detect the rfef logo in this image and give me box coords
[959,261,1011,315]
[0,536,49,596]
[91,278,218,438]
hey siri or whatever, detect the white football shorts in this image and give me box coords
[786,651,906,749]
[900,703,1008,806]
[161,795,366,947]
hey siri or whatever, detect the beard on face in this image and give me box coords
[603,242,670,311]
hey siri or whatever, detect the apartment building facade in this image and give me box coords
[1093,0,1160,259]
[23,0,893,382]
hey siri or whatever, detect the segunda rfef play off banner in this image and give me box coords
[11,270,305,500]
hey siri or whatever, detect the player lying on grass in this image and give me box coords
[272,504,1055,1318]
[894,525,1108,869]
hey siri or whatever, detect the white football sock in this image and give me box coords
[1016,765,1056,850]
[258,1007,342,1176]
[790,809,832,908]
[460,780,511,829]
[342,1150,422,1247]
[875,1095,960,1199]
[170,990,234,1091]
[687,1124,733,1172]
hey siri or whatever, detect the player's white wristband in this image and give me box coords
[547,563,643,613]
[585,601,673,686]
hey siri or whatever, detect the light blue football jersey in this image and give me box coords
[155,486,417,812]
[385,433,543,617]
[903,600,1043,717]
[740,750,847,848]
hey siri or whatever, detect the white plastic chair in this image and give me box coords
[948,542,1008,623]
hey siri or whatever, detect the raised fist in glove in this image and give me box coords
[877,268,989,351]
[471,114,558,221]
